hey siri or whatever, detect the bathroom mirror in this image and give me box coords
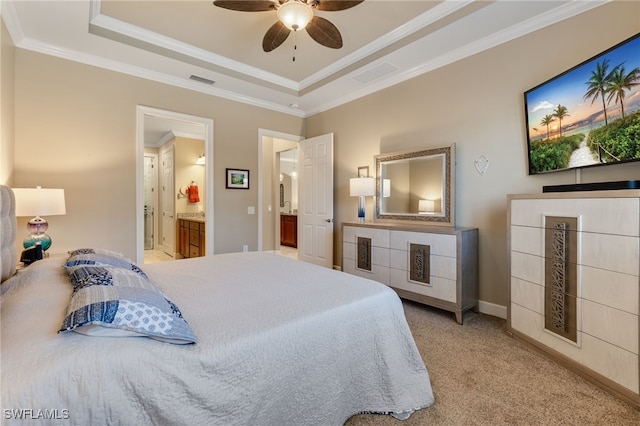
[375,144,455,225]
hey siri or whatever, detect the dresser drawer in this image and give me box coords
[343,241,389,267]
[343,225,390,247]
[343,260,390,285]
[390,268,457,303]
[390,231,457,257]
[390,248,457,280]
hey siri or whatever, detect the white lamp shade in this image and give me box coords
[277,1,314,31]
[382,179,391,198]
[418,199,435,213]
[350,178,375,197]
[13,187,66,217]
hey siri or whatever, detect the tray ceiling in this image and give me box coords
[3,0,607,117]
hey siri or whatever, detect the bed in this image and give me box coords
[0,185,434,425]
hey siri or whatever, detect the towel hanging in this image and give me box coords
[187,182,200,203]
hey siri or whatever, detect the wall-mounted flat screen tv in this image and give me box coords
[524,32,640,175]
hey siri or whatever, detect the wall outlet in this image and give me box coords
[243,245,248,252]
[247,206,255,214]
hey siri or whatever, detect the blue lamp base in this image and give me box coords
[357,195,366,222]
[23,233,52,251]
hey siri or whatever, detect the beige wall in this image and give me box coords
[13,50,304,259]
[1,18,14,186]
[305,1,640,308]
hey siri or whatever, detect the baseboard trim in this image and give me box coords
[478,300,507,319]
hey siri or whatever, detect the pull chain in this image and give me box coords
[292,30,298,62]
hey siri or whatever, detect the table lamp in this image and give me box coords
[382,179,391,198]
[418,199,435,214]
[349,177,375,221]
[13,186,66,251]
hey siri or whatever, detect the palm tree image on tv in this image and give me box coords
[525,33,640,174]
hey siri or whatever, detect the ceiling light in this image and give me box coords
[277,1,313,31]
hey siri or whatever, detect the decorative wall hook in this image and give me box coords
[474,156,489,176]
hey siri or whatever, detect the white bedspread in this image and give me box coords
[1,252,433,425]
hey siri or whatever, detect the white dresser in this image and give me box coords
[508,190,640,408]
[342,221,478,324]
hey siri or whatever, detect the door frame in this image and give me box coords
[136,106,214,264]
[257,128,304,252]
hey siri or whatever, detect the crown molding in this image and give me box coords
[88,10,301,93]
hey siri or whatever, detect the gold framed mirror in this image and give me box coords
[375,144,455,225]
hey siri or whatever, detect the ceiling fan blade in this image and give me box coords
[306,16,342,49]
[213,0,278,12]
[312,0,364,12]
[263,21,291,52]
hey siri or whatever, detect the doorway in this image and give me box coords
[258,130,334,268]
[136,106,214,264]
[257,129,301,255]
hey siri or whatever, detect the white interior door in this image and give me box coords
[161,146,175,256]
[298,133,334,268]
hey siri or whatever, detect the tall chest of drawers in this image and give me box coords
[508,190,640,407]
[342,221,478,324]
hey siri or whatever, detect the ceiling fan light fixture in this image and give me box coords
[277,1,314,31]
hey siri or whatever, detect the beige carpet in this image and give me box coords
[346,301,640,425]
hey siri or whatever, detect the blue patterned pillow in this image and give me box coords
[59,265,196,345]
[64,248,147,278]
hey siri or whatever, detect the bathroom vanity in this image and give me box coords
[178,215,205,258]
[280,214,297,248]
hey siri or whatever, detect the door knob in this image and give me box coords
[324,218,333,223]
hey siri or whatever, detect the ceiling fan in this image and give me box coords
[213,0,364,52]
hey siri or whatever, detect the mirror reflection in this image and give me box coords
[375,145,454,225]
[380,155,444,215]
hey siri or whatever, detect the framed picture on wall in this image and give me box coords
[226,168,250,189]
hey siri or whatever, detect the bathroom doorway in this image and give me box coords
[136,106,214,265]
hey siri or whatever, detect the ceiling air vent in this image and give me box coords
[189,75,215,85]
[351,63,399,84]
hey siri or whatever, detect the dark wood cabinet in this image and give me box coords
[280,214,297,248]
[178,219,205,258]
